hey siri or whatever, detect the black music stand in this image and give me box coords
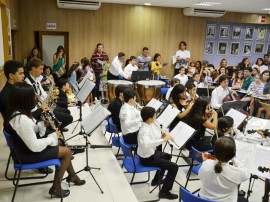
[217,101,248,117]
[131,71,152,82]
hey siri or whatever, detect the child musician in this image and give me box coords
[137,107,178,200]
[199,136,249,202]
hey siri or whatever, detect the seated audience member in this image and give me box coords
[108,52,130,80]
[124,56,138,77]
[214,66,227,83]
[41,66,55,91]
[242,67,254,90]
[67,62,80,93]
[236,57,250,72]
[264,54,270,66]
[174,66,188,86]
[252,67,259,79]
[4,83,85,198]
[108,85,128,131]
[99,55,110,104]
[232,71,244,90]
[252,58,267,73]
[199,137,249,202]
[185,83,199,101]
[195,60,202,73]
[187,72,207,88]
[57,78,76,108]
[165,78,179,101]
[184,98,217,151]
[169,84,194,131]
[137,47,152,72]
[216,58,228,71]
[119,88,142,144]
[137,107,178,200]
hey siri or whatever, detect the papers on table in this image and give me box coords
[146,98,163,111]
[225,108,247,128]
[156,105,180,129]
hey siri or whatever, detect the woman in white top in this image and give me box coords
[199,136,249,202]
[4,83,85,198]
[174,66,188,86]
[174,41,191,75]
[252,58,268,73]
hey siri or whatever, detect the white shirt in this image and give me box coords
[211,86,229,109]
[124,64,138,76]
[119,102,142,135]
[174,74,188,86]
[25,74,47,100]
[9,113,58,152]
[109,56,129,79]
[165,86,174,100]
[199,159,249,202]
[175,50,191,69]
[137,122,164,158]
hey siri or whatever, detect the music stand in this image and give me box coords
[75,105,112,194]
[131,71,152,82]
[217,101,248,117]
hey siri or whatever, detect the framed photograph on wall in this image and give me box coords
[230,42,240,55]
[245,26,254,40]
[267,44,270,55]
[219,25,229,39]
[232,26,241,39]
[205,41,214,55]
[217,42,227,55]
[255,43,264,54]
[243,42,252,56]
[257,27,267,40]
[206,24,215,38]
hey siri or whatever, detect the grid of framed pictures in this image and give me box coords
[205,23,270,56]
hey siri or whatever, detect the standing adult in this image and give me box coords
[52,46,66,81]
[174,41,191,75]
[91,43,108,98]
[107,52,130,80]
[137,47,152,71]
[27,47,40,68]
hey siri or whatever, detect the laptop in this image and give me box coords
[131,71,152,82]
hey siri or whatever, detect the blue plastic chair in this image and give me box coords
[185,147,213,192]
[109,118,122,157]
[180,187,215,202]
[3,129,62,202]
[119,136,161,185]
[160,88,169,101]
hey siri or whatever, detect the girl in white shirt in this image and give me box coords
[199,136,249,202]
[4,83,85,199]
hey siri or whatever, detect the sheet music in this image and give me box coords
[76,79,95,103]
[78,72,92,89]
[97,59,103,66]
[146,98,163,111]
[225,108,247,128]
[245,117,270,132]
[81,105,111,134]
[156,105,180,129]
[169,121,195,149]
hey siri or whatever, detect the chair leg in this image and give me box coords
[12,169,22,202]
[116,147,120,156]
[185,165,193,188]
[5,153,12,180]
[130,173,136,184]
[108,133,113,143]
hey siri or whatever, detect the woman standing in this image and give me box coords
[52,46,66,78]
[151,53,162,79]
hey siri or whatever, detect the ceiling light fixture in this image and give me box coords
[262,8,270,11]
[194,2,221,7]
[144,3,151,6]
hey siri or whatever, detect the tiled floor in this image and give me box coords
[0,105,265,202]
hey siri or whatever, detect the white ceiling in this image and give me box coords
[100,0,270,14]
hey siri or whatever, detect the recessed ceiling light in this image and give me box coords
[144,3,151,6]
[194,2,221,7]
[262,8,270,11]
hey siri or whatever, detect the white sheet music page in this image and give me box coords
[225,108,247,128]
[156,105,180,129]
[146,98,163,111]
[245,117,270,131]
[169,121,195,149]
[76,79,95,103]
[81,105,111,134]
[78,72,92,89]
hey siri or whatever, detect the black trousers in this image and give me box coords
[140,151,178,193]
[123,131,139,144]
[107,71,119,80]
[94,72,101,98]
[53,107,73,130]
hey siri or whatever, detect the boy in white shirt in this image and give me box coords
[174,66,188,86]
[124,56,138,77]
[137,107,178,200]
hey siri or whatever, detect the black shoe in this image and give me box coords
[61,128,69,132]
[37,167,54,174]
[151,178,166,186]
[238,190,246,196]
[159,191,178,200]
[49,187,70,198]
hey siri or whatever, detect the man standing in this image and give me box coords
[137,47,152,71]
[107,52,130,80]
[91,43,108,99]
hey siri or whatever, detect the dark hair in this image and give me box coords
[256,58,264,65]
[252,67,259,74]
[153,53,161,61]
[56,45,65,54]
[219,75,228,84]
[103,55,109,61]
[141,107,155,122]
[118,52,125,58]
[186,83,196,91]
[4,60,24,79]
[261,70,270,82]
[169,84,186,105]
[123,88,136,103]
[96,43,103,48]
[179,41,187,48]
[238,57,249,71]
[171,78,179,86]
[233,70,244,84]
[179,66,185,71]
[43,65,52,74]
[125,59,130,67]
[129,56,136,61]
[67,62,79,77]
[214,136,236,173]
[5,83,35,128]
[193,72,200,78]
[244,67,252,73]
[30,47,40,58]
[208,64,215,68]
[264,54,269,58]
[28,58,44,71]
[115,85,129,97]
[185,97,209,119]
[81,57,90,68]
[57,78,69,89]
[220,58,227,67]
[218,116,234,133]
[142,47,149,51]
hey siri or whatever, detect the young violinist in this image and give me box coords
[169,84,194,131]
[137,107,178,200]
[4,83,85,199]
[199,136,249,202]
[185,83,199,101]
[184,98,217,151]
[165,78,180,101]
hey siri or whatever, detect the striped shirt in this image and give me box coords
[248,81,264,97]
[91,51,108,73]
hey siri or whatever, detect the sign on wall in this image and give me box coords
[46,23,57,30]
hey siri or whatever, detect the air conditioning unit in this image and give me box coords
[183,8,226,18]
[57,0,101,10]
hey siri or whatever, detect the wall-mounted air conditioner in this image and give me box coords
[183,8,226,18]
[57,0,101,10]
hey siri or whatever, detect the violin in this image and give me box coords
[196,153,216,160]
[179,95,192,109]
[258,166,270,173]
